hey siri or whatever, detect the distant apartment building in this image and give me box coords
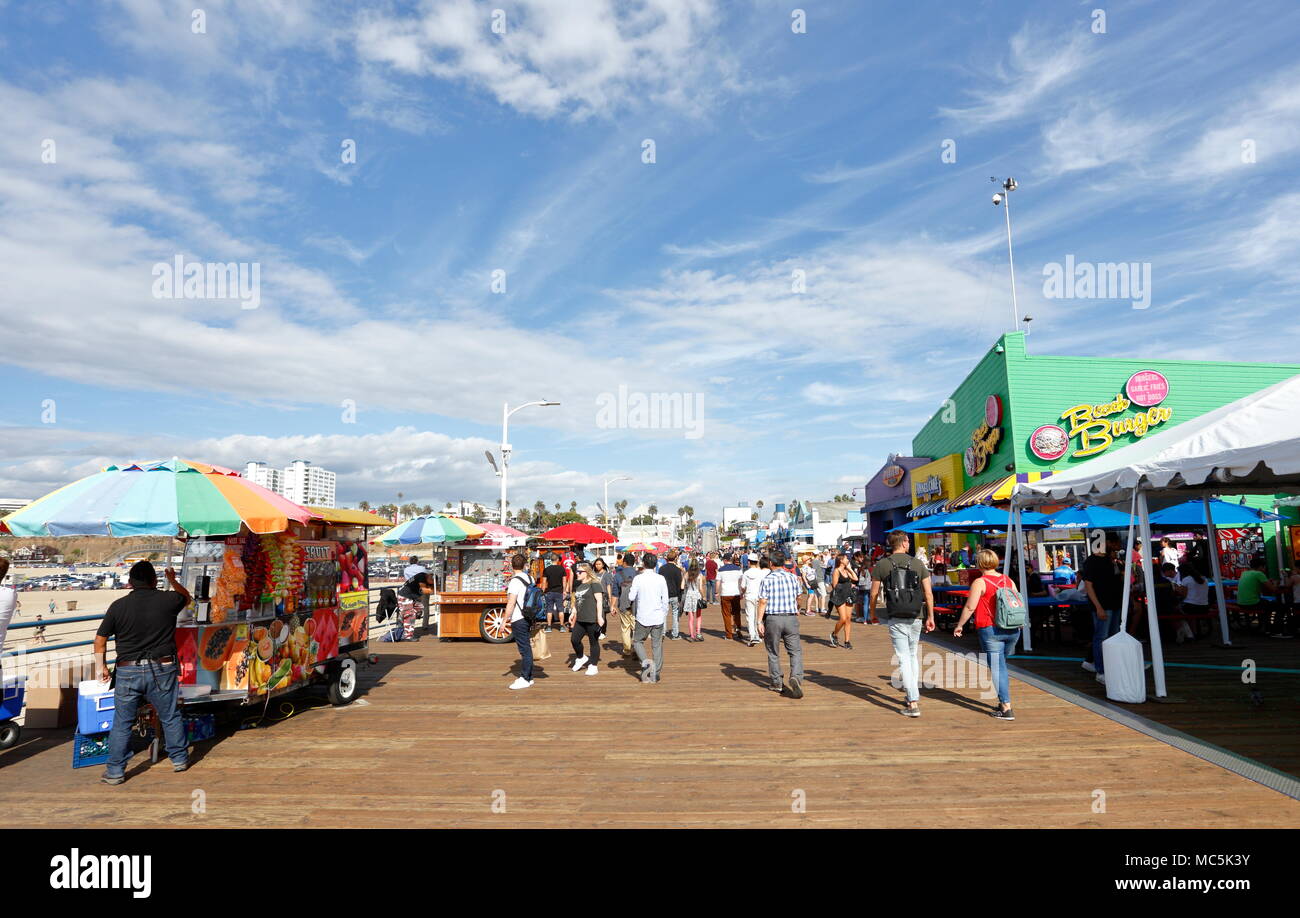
[282,459,336,508]
[242,462,284,495]
[0,497,34,515]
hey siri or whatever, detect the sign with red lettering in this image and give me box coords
[1126,370,1169,407]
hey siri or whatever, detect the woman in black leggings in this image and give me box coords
[568,563,607,675]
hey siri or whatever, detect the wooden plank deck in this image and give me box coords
[2,614,1298,828]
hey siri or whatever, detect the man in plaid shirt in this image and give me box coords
[758,558,805,698]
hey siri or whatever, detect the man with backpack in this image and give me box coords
[869,531,936,718]
[506,554,539,690]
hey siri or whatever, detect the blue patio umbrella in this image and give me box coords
[892,506,1052,533]
[1045,504,1136,530]
[1148,498,1282,527]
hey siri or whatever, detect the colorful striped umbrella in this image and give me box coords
[0,458,311,537]
[372,513,487,545]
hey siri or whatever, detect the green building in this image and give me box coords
[909,332,1300,572]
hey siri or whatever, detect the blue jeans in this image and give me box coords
[665,597,682,638]
[887,618,924,703]
[512,619,533,681]
[978,626,1021,705]
[1092,608,1121,674]
[105,663,188,778]
[706,580,716,603]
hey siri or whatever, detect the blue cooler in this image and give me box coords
[77,680,115,734]
[1,675,25,721]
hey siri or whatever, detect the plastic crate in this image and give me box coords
[184,713,215,744]
[72,732,111,769]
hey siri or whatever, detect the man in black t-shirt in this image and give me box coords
[94,561,192,785]
[540,553,568,633]
[661,550,684,639]
[1081,534,1123,683]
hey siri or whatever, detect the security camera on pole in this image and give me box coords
[991,176,1019,328]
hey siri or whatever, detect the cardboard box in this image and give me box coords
[23,658,84,729]
[25,686,78,728]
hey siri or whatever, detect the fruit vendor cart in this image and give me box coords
[176,507,392,709]
[0,460,389,713]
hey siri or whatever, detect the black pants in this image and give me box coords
[570,621,601,665]
[512,619,534,681]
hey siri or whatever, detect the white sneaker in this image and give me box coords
[1096,673,1106,685]
[572,656,588,672]
[586,664,598,676]
[1081,661,1096,673]
[508,677,533,690]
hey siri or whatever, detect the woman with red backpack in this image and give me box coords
[954,549,1023,722]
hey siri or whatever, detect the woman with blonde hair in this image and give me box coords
[954,549,1021,722]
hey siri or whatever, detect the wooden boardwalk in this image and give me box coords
[2,614,1298,828]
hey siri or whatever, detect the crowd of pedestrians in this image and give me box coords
[497,538,1023,721]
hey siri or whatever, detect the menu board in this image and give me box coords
[1216,528,1264,579]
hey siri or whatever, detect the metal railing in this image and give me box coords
[0,588,397,673]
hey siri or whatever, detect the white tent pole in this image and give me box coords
[1274,513,1286,580]
[1015,506,1032,652]
[1204,495,1232,647]
[1001,509,1013,578]
[1136,489,1167,698]
[1118,493,1137,631]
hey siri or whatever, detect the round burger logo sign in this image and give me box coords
[1034,371,1173,461]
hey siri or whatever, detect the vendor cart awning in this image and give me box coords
[906,498,950,518]
[947,472,1055,510]
[372,514,487,545]
[539,523,617,543]
[306,506,393,527]
[0,458,311,538]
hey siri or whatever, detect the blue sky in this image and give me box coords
[1,0,1299,519]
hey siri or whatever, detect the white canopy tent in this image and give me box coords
[1009,372,1300,699]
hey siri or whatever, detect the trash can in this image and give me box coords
[67,600,78,611]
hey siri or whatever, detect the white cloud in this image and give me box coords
[354,0,741,120]
[940,25,1094,128]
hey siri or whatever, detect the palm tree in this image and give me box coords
[756,500,764,512]
[615,499,628,524]
[554,503,561,512]
[648,504,658,520]
[569,500,577,513]
[358,500,371,511]
[445,501,452,510]
[682,504,694,521]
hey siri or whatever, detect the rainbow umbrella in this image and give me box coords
[372,513,487,545]
[0,458,311,537]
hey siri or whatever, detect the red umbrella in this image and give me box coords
[652,541,671,552]
[539,522,617,543]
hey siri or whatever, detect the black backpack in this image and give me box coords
[881,555,925,619]
[375,588,398,623]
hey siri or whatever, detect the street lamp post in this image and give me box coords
[603,476,631,530]
[991,177,1019,328]
[499,400,560,524]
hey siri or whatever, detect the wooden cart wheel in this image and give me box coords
[479,606,512,644]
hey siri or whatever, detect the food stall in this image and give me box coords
[371,515,531,643]
[0,461,385,713]
[175,507,391,708]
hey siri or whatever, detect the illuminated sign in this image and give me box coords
[882,465,905,488]
[1047,374,1173,459]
